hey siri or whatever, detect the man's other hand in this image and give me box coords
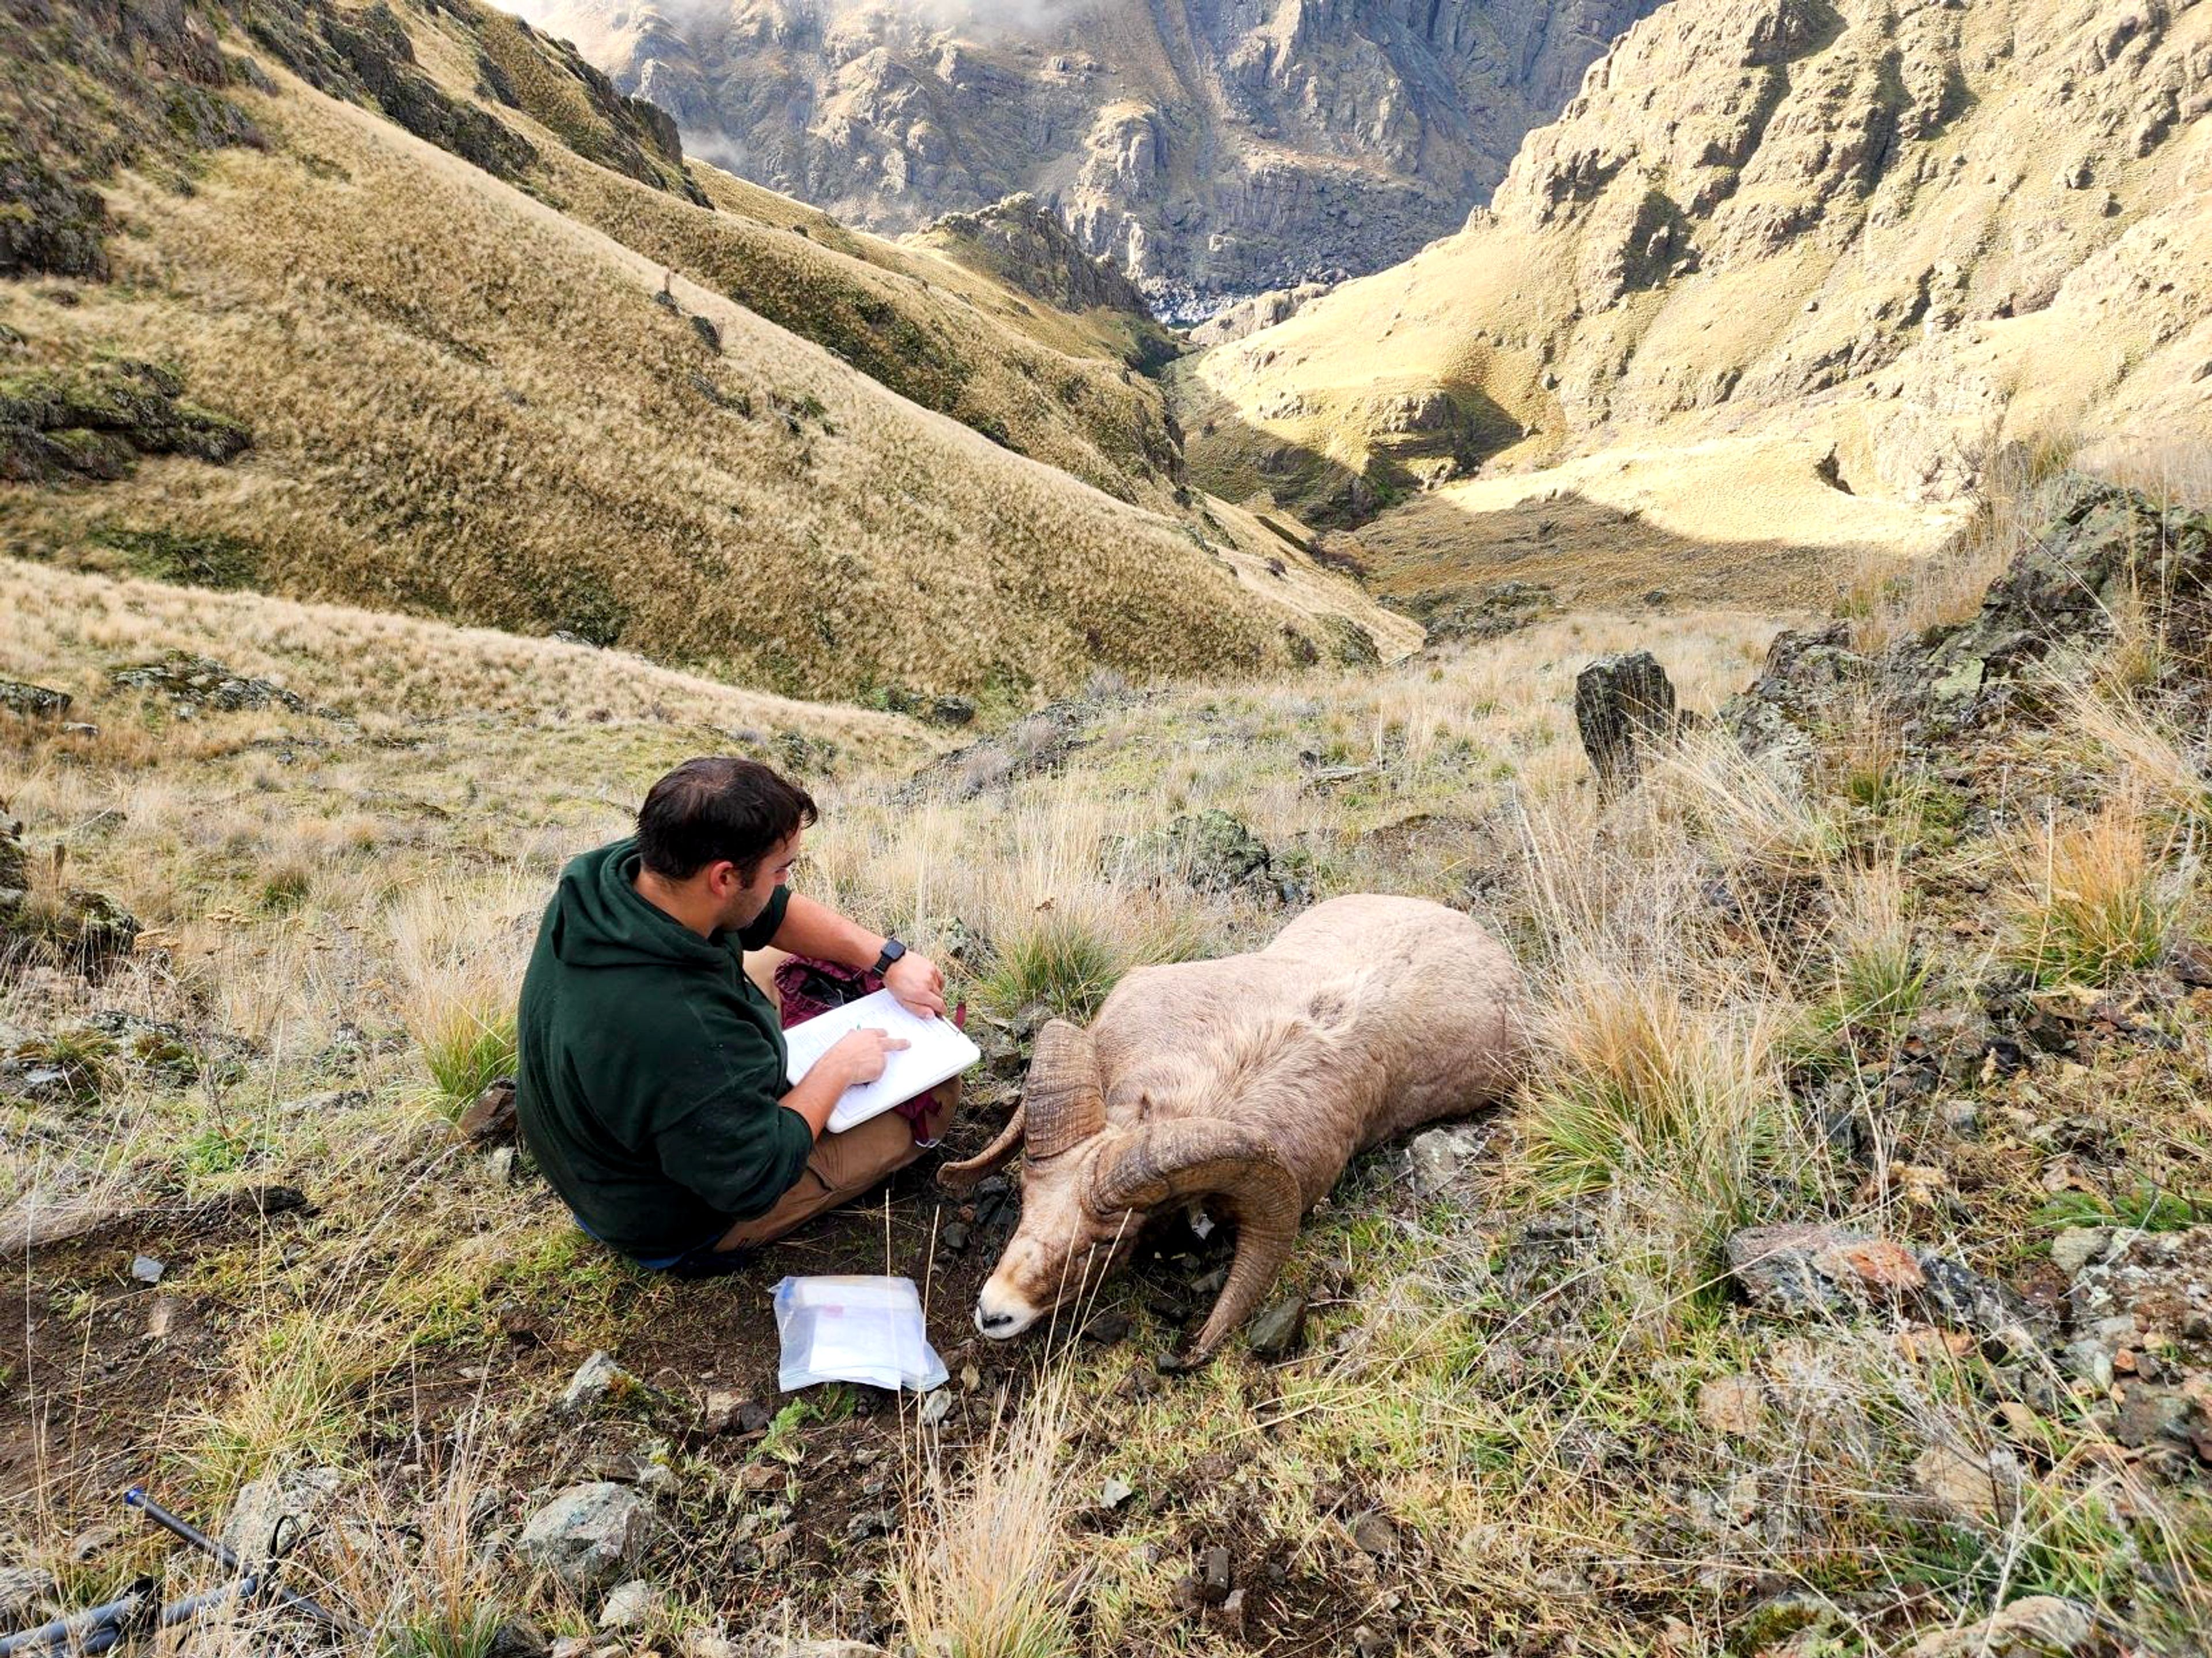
[830,1026,910,1087]
[883,951,948,1018]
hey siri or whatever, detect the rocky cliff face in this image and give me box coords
[516,0,1662,316]
[1182,0,2212,535]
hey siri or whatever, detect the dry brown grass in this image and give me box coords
[893,1371,1084,1658]
[0,40,1400,702]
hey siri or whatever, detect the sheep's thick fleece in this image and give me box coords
[1093,894,1525,1205]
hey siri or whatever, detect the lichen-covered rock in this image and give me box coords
[1575,649,1679,786]
[2067,1227,2212,1372]
[1133,809,1307,906]
[0,677,71,719]
[0,360,251,485]
[108,651,307,714]
[0,816,141,980]
[1727,1223,1926,1315]
[518,1482,649,1590]
[1889,476,2212,736]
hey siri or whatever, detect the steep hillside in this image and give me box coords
[1180,0,2212,601]
[0,0,1412,700]
[516,0,1662,314]
[10,468,2212,1655]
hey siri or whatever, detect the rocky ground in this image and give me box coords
[5,471,2212,1655]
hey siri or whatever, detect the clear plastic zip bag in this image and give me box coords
[771,1274,949,1394]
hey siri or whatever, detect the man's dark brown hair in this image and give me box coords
[636,757,818,882]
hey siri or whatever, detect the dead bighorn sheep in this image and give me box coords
[941,894,1527,1359]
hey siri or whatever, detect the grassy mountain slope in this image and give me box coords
[8,463,2211,1653]
[1179,0,2212,605]
[0,0,1409,700]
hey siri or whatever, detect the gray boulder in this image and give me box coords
[0,677,71,719]
[518,1482,649,1590]
[222,1466,344,1565]
[0,1564,58,1623]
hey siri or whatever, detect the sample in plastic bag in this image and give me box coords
[772,1274,949,1394]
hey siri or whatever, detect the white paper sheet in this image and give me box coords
[781,988,981,1133]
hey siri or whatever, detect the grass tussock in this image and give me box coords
[388,872,536,1113]
[1522,967,1791,1241]
[894,1372,1082,1658]
[2005,788,2188,988]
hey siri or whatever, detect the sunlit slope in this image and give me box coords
[2,5,1408,699]
[1181,0,2212,590]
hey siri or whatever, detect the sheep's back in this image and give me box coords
[1090,896,1526,1173]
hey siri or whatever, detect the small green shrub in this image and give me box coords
[2040,1183,2212,1233]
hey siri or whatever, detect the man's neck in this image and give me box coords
[633,867,719,939]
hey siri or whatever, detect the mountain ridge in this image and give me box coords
[514,0,1665,314]
[1177,0,2212,606]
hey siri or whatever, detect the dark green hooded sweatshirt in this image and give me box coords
[514,836,813,1258]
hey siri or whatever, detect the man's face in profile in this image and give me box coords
[719,831,800,934]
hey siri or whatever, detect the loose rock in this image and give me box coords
[1350,1509,1397,1556]
[1245,1291,1306,1358]
[1200,1543,1232,1604]
[1726,1223,1925,1315]
[1696,1374,1765,1438]
[2068,1226,2212,1369]
[1905,1595,2107,1657]
[562,1350,641,1416]
[1912,1444,2001,1519]
[597,1580,656,1630]
[700,1387,743,1435]
[1407,1122,1486,1199]
[459,1077,518,1143]
[2049,1228,2111,1277]
[223,1466,344,1564]
[518,1483,649,1591]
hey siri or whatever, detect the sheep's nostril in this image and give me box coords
[977,1310,1016,1332]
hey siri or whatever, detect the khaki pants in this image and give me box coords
[713,944,956,1253]
[712,1080,956,1251]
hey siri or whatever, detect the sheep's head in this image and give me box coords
[940,1018,1301,1361]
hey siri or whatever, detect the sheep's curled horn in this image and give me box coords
[1090,1118,1299,1360]
[938,1019,1301,1362]
[937,1018,1102,1186]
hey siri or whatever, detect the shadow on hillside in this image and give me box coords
[1178,375,1527,530]
[1361,483,1883,615]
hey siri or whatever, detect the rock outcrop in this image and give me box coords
[1722,473,2212,767]
[1186,0,2212,524]
[520,0,1662,314]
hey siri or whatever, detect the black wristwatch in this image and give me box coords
[872,937,907,976]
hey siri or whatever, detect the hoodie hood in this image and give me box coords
[545,838,731,972]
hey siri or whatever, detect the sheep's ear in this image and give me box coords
[1023,1019,1105,1160]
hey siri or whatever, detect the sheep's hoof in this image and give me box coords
[1153,1347,1208,1375]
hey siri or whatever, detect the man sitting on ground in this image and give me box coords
[515,756,952,1274]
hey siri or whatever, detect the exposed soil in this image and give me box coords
[2,1102,1415,1653]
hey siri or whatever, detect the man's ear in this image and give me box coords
[703,859,740,898]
